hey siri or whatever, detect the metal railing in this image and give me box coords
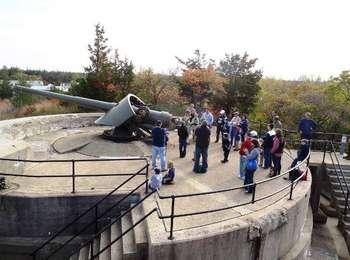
[326,141,350,217]
[156,144,311,239]
[29,160,149,260]
[75,190,157,260]
[0,156,148,193]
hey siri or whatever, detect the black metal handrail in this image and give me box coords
[74,190,157,260]
[31,163,149,260]
[328,142,349,216]
[91,208,158,260]
[0,156,148,193]
[157,142,311,239]
[43,178,150,260]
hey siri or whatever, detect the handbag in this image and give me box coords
[246,159,258,171]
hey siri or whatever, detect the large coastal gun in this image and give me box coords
[14,85,174,141]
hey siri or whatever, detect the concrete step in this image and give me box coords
[339,219,350,231]
[121,211,138,260]
[78,245,89,260]
[69,253,79,260]
[130,204,148,259]
[91,237,100,260]
[99,227,111,260]
[330,181,350,190]
[329,173,350,183]
[110,219,123,260]
[334,196,350,206]
[327,168,350,175]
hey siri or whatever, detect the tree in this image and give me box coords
[216,53,262,114]
[175,50,224,106]
[0,79,13,100]
[111,50,135,101]
[70,24,135,102]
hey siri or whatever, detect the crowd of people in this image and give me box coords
[149,105,316,193]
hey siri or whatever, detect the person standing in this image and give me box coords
[244,139,260,193]
[262,124,275,169]
[298,112,317,140]
[230,112,241,150]
[238,131,258,179]
[200,107,214,128]
[240,114,249,142]
[273,115,282,130]
[221,132,231,163]
[189,112,200,141]
[271,129,285,177]
[193,120,211,173]
[215,110,227,142]
[178,121,189,158]
[151,120,167,171]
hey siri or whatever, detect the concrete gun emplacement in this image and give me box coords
[14,86,175,141]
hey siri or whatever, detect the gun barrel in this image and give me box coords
[14,85,116,111]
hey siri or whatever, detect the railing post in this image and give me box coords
[91,239,94,260]
[322,141,327,165]
[145,162,149,194]
[71,160,76,193]
[94,206,98,234]
[344,190,349,216]
[251,183,256,204]
[289,180,294,200]
[168,195,175,240]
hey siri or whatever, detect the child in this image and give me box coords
[221,132,231,163]
[162,161,175,184]
[149,168,163,191]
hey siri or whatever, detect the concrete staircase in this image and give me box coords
[326,164,350,251]
[69,204,148,260]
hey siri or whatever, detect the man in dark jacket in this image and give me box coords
[193,120,211,173]
[215,110,227,142]
[298,112,317,140]
[287,139,310,180]
[151,120,167,171]
[262,124,275,169]
[178,121,189,158]
[221,132,231,163]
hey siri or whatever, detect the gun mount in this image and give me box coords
[14,86,174,141]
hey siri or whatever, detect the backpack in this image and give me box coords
[246,159,258,171]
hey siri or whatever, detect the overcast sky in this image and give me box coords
[1,0,349,80]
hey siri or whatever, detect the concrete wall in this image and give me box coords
[0,192,137,237]
[0,113,101,175]
[0,113,101,142]
[146,177,312,260]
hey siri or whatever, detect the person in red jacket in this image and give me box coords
[238,130,258,179]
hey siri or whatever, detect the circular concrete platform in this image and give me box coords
[52,131,151,157]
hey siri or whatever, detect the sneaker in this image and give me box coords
[161,168,167,172]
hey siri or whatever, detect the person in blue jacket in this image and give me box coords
[298,112,317,140]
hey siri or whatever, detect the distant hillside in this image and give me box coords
[0,66,84,85]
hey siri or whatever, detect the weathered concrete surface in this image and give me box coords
[282,207,313,260]
[0,192,136,237]
[145,173,312,260]
[0,114,314,260]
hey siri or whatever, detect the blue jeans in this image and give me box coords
[244,169,255,193]
[152,146,166,170]
[193,146,208,172]
[263,148,272,168]
[239,155,247,179]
